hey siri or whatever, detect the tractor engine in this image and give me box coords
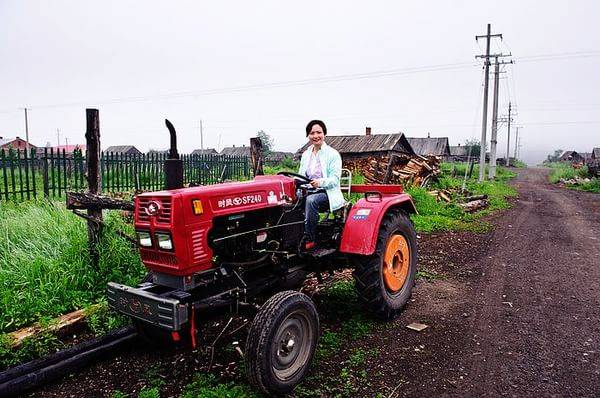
[133,175,302,290]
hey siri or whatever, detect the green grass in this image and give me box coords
[0,200,145,334]
[547,163,589,183]
[180,374,261,398]
[546,162,600,193]
[406,163,517,233]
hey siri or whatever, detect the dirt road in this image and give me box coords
[33,168,599,397]
[458,167,600,397]
[386,167,600,398]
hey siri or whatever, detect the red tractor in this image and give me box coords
[107,121,418,395]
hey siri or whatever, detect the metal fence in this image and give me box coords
[0,148,250,201]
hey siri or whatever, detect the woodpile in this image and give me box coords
[344,154,441,187]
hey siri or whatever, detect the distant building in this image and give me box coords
[265,151,294,165]
[559,151,584,163]
[147,149,168,155]
[0,136,37,151]
[295,127,415,161]
[220,145,250,157]
[104,145,142,155]
[449,144,471,162]
[406,135,451,159]
[191,148,219,156]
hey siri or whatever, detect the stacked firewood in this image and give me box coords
[344,154,441,187]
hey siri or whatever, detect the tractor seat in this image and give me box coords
[325,201,353,222]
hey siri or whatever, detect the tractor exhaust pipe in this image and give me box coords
[164,119,184,190]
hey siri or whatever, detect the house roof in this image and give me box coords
[266,151,294,161]
[191,148,218,155]
[104,145,141,154]
[592,148,600,159]
[220,146,250,157]
[0,138,12,146]
[406,137,451,157]
[44,144,86,153]
[580,152,592,160]
[559,151,580,161]
[449,145,470,157]
[296,133,415,156]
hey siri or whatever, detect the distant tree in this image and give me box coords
[256,130,273,155]
[545,149,563,163]
[464,138,481,158]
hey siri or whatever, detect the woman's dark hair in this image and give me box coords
[305,120,327,136]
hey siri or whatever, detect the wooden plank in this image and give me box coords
[7,304,102,349]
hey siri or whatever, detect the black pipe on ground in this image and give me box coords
[0,327,136,397]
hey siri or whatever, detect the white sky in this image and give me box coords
[1,0,599,164]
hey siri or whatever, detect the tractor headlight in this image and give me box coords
[137,231,152,247]
[156,232,174,251]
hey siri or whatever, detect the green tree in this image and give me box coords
[256,130,273,155]
[546,149,563,163]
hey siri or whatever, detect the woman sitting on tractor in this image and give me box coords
[298,119,345,251]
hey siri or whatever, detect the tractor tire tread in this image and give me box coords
[245,290,319,396]
[352,209,418,320]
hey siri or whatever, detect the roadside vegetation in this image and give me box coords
[545,162,600,193]
[0,200,144,368]
[266,160,518,233]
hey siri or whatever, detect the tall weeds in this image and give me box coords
[0,201,144,333]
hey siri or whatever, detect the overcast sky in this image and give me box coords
[1,0,599,164]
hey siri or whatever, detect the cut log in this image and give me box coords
[7,304,102,348]
[458,199,489,212]
[66,192,134,211]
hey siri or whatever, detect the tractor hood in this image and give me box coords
[133,175,297,275]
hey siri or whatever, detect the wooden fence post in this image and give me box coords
[383,154,398,184]
[85,109,102,269]
[250,138,264,176]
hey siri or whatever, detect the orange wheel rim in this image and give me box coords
[382,234,410,293]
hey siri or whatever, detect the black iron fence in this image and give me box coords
[0,148,250,202]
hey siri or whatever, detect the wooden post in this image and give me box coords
[250,138,264,176]
[85,109,102,269]
[383,154,398,184]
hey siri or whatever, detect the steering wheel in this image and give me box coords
[277,171,311,184]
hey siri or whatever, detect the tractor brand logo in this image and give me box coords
[118,296,154,316]
[217,194,262,209]
[145,201,161,216]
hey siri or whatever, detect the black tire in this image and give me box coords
[352,209,418,320]
[245,291,319,396]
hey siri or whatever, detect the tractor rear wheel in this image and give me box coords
[352,209,417,319]
[245,291,319,396]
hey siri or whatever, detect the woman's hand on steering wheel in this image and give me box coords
[277,171,312,186]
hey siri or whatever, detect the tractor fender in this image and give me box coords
[339,193,416,256]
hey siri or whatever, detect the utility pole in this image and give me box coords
[57,128,60,147]
[505,102,512,167]
[24,108,30,155]
[200,119,204,150]
[476,24,503,182]
[514,126,520,159]
[489,57,500,180]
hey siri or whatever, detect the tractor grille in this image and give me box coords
[191,229,210,262]
[137,197,172,224]
[140,250,178,266]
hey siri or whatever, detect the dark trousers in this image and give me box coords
[304,192,329,241]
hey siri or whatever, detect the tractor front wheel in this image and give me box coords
[245,291,319,396]
[352,209,417,319]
